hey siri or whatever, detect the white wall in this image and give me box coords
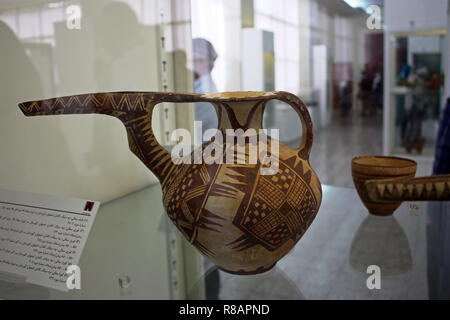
[254,0,302,93]
[0,0,193,203]
[407,35,442,65]
[385,0,448,32]
[191,0,366,98]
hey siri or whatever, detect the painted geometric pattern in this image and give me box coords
[18,92,175,179]
[373,180,450,201]
[18,91,321,271]
[263,223,291,247]
[162,162,226,257]
[229,159,318,251]
[163,164,206,237]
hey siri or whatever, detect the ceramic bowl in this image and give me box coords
[351,156,417,216]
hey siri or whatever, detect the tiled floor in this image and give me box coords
[266,105,384,188]
[306,112,383,188]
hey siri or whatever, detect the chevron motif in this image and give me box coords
[19,92,176,181]
[372,179,450,201]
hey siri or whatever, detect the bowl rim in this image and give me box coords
[352,155,417,169]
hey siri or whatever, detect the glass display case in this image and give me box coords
[1,0,449,301]
[386,31,447,159]
[0,0,198,300]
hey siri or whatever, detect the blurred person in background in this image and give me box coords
[372,66,383,115]
[193,38,218,146]
[358,70,373,117]
[397,63,412,84]
[339,80,352,117]
[402,67,430,154]
[396,63,412,149]
[95,2,153,90]
[433,97,450,175]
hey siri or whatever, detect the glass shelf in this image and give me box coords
[185,186,449,300]
[1,184,448,299]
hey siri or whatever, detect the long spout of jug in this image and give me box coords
[18,91,181,182]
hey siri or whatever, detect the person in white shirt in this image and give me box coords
[193,38,218,146]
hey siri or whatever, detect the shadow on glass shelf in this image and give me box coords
[349,214,412,276]
[189,265,305,300]
[0,276,50,300]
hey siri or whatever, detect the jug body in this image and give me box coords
[160,91,322,273]
[162,140,321,274]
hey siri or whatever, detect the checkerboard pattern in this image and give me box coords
[236,161,318,250]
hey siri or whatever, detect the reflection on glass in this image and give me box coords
[349,215,412,276]
[0,0,196,202]
[189,265,304,300]
[0,1,195,299]
[193,37,218,144]
[392,34,446,156]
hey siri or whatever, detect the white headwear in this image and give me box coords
[193,38,217,72]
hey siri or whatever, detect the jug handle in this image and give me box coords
[274,91,314,160]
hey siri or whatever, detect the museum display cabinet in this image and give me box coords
[384,31,446,160]
[1,0,450,300]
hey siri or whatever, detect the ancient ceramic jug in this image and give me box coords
[19,91,322,274]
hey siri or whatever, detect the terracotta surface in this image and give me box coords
[351,156,417,216]
[19,91,322,274]
[366,174,450,202]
